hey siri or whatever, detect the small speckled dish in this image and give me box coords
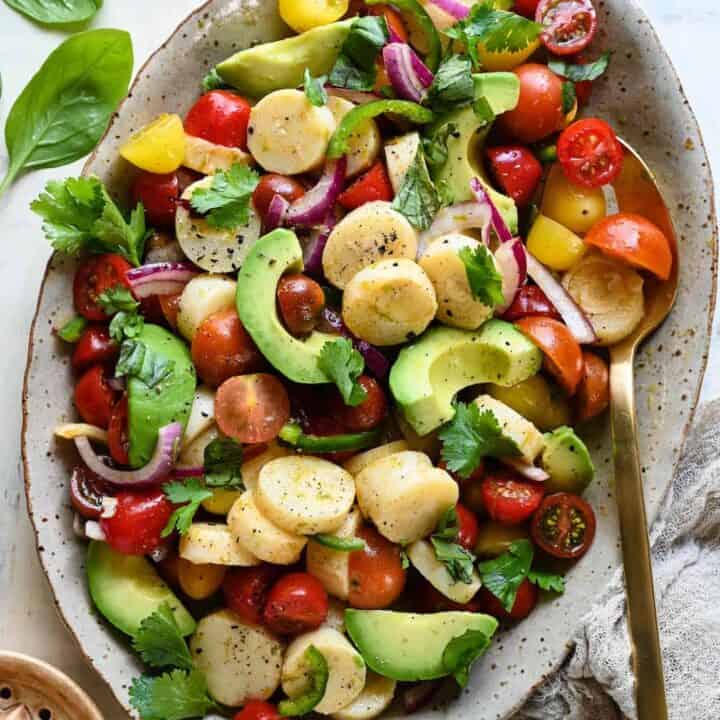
[21,0,717,718]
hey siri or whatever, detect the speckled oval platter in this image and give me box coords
[21,0,717,718]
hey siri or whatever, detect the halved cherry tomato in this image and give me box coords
[263,572,329,635]
[515,317,584,395]
[70,466,109,520]
[277,274,326,337]
[486,146,543,207]
[369,5,409,42]
[252,174,306,219]
[191,309,264,387]
[532,492,596,559]
[536,0,597,55]
[233,701,281,720]
[100,488,174,555]
[476,578,538,620]
[338,161,394,211]
[455,502,480,551]
[130,171,180,228]
[72,326,118,372]
[575,351,609,422]
[216,373,290,443]
[108,396,130,466]
[74,365,116,428]
[348,525,406,609]
[557,118,624,188]
[223,565,279,625]
[481,469,545,525]
[184,90,252,149]
[513,0,541,18]
[341,376,388,432]
[159,293,182,330]
[584,212,673,280]
[502,285,561,322]
[73,254,134,321]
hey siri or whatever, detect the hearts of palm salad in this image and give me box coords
[39,0,674,718]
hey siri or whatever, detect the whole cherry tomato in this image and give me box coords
[476,578,538,620]
[73,254,134,321]
[252,174,306,218]
[486,146,543,207]
[277,274,326,336]
[502,285,561,322]
[531,492,596,559]
[536,0,598,56]
[130,171,179,228]
[233,701,281,720]
[74,365,116,428]
[108,396,130,466]
[223,565,279,625]
[338,161,394,210]
[185,90,252,149]
[341,376,388,432]
[575,351,609,422]
[455,503,480,551]
[481,469,545,525]
[72,325,118,372]
[263,572,329,635]
[557,118,624,189]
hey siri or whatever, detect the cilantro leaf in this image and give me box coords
[431,537,477,584]
[528,568,566,593]
[329,16,388,91]
[116,339,175,389]
[425,54,475,114]
[392,145,442,230]
[132,603,194,671]
[439,402,520,479]
[278,645,329,716]
[442,629,492,687]
[204,436,244,488]
[56,316,87,343]
[304,68,328,107]
[97,285,140,315]
[190,163,260,229]
[318,338,367,406]
[561,80,576,114]
[477,539,534,612]
[109,310,145,342]
[549,52,611,83]
[161,479,214,537]
[458,245,504,307]
[129,669,219,720]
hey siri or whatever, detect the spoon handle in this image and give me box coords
[609,346,668,720]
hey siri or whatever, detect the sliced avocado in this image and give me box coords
[87,541,195,637]
[472,72,520,115]
[541,426,595,494]
[127,324,196,468]
[345,610,498,681]
[236,229,336,383]
[389,320,542,436]
[217,20,353,97]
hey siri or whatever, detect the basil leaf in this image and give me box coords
[442,629,492,687]
[1,29,132,198]
[328,16,388,91]
[425,54,475,115]
[548,52,610,83]
[203,437,244,488]
[4,0,101,25]
[115,339,175,389]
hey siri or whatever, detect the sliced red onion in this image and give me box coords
[126,262,199,299]
[326,87,381,105]
[494,238,527,314]
[84,521,107,542]
[75,422,182,487]
[470,178,513,244]
[286,159,347,227]
[501,457,549,482]
[264,193,289,232]
[303,209,338,278]
[383,43,433,103]
[418,201,493,255]
[525,252,598,344]
[173,466,205,478]
[429,0,470,19]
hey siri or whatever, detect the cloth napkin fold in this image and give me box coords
[513,399,720,720]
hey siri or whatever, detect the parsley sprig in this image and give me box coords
[190,162,260,229]
[161,479,213,537]
[318,338,367,406]
[458,245,504,307]
[132,603,194,671]
[129,669,219,720]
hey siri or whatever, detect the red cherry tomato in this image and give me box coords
[263,572,329,635]
[159,293,182,330]
[341,376,388,432]
[513,0,541,18]
[476,578,538,620]
[184,90,252,149]
[557,118,624,188]
[531,492,596,559]
[502,285,561,322]
[223,565,280,625]
[70,466,109,520]
[348,525,406,609]
[486,146,543,207]
[480,469,545,525]
[338,161,394,211]
[100,488,174,555]
[108,396,130,466]
[277,274,326,337]
[74,365,116,428]
[575,351,609,422]
[439,459,485,486]
[252,174,306,218]
[369,5,409,42]
[233,701,282,720]
[536,0,598,56]
[130,171,180,228]
[72,325,118,372]
[584,212,673,280]
[73,254,134,321]
[455,503,480,551]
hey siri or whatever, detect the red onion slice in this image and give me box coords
[525,252,598,344]
[75,422,182,487]
[126,262,199,299]
[470,178,513,244]
[303,210,338,278]
[501,457,549,482]
[264,194,289,232]
[418,201,493,255]
[383,43,433,103]
[494,238,527,314]
[429,0,470,19]
[286,159,347,227]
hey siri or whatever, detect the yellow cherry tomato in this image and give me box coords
[475,37,541,72]
[474,522,530,558]
[527,213,587,271]
[201,488,243,515]
[177,558,226,600]
[279,0,349,33]
[487,375,570,432]
[542,163,607,235]
[120,113,186,174]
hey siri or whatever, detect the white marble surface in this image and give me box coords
[0,1,718,718]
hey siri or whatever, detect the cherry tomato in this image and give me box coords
[252,174,306,218]
[455,502,480,551]
[481,469,545,525]
[515,317,584,396]
[74,365,116,428]
[100,488,174,555]
[557,118,624,188]
[138,295,166,325]
[192,309,264,387]
[108,396,130,466]
[263,572,329,635]
[159,293,182,330]
[531,492,596,559]
[73,254,134,321]
[72,325,118,372]
[369,5,408,42]
[499,64,564,144]
[130,171,179,228]
[440,459,485,486]
[502,285,561,322]
[348,525,406,609]
[341,376,388,432]
[233,701,281,720]
[70,466,109,520]
[584,212,673,280]
[216,373,291,443]
[277,274,326,336]
[223,565,279,625]
[536,0,597,56]
[419,581,480,613]
[575,351,609,422]
[338,161,394,210]
[486,146,543,207]
[513,0,540,18]
[184,90,252,149]
[476,578,538,620]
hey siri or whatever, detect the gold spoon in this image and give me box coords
[607,139,677,720]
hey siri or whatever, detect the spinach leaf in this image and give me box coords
[4,0,101,25]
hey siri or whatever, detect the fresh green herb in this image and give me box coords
[116,339,175,389]
[2,30,132,198]
[304,68,328,107]
[422,122,457,174]
[3,0,101,24]
[97,285,139,315]
[434,505,460,541]
[161,479,214,538]
[129,669,219,720]
[132,603,194,671]
[56,316,87,343]
[393,145,441,230]
[425,54,475,115]
[549,52,611,83]
[459,245,505,307]
[190,162,260,229]
[561,81,576,114]
[203,436,244,489]
[442,629,493,687]
[444,2,542,69]
[201,67,227,92]
[431,537,477,584]
[313,534,366,552]
[109,310,145,342]
[439,402,520,479]
[528,568,566,593]
[477,539,534,612]
[328,15,388,91]
[400,550,410,569]
[278,645,329,717]
[318,338,367,407]
[31,176,148,266]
